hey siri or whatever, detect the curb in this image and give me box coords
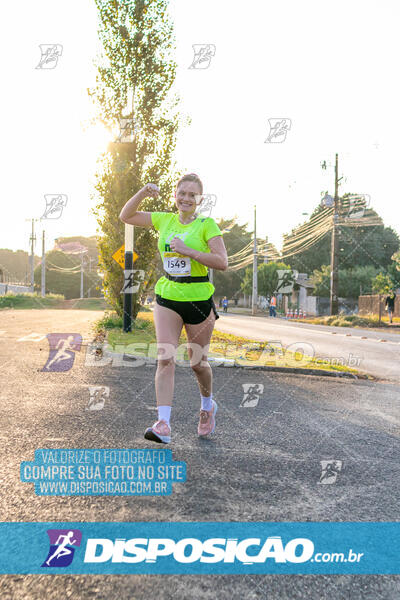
[121,353,364,380]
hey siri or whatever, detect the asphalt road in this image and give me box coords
[1,309,400,599]
[215,313,400,382]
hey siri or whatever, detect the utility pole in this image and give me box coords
[29,219,36,291]
[252,205,258,315]
[88,258,92,298]
[41,230,46,297]
[330,153,340,315]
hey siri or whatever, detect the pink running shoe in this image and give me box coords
[198,400,218,437]
[144,419,171,444]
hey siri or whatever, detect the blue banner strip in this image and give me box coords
[0,522,399,574]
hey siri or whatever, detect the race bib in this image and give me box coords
[163,252,191,276]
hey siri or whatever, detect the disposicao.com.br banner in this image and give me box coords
[0,522,399,575]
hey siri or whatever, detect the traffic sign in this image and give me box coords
[112,244,139,268]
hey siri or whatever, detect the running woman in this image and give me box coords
[119,173,228,444]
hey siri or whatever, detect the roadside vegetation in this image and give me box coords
[93,311,363,376]
[0,292,64,309]
[300,313,400,328]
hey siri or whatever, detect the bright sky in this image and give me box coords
[1,0,399,261]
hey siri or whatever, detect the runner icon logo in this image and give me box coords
[41,529,82,567]
[188,44,216,69]
[265,119,292,143]
[240,383,264,407]
[121,270,145,294]
[41,194,68,220]
[276,270,298,294]
[35,44,63,69]
[86,386,110,411]
[41,333,82,372]
[318,460,343,485]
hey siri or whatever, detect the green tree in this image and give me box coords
[392,250,400,272]
[33,236,103,298]
[213,220,252,298]
[311,264,380,298]
[283,201,399,274]
[89,0,181,318]
[372,273,394,295]
[0,249,40,284]
[241,261,292,296]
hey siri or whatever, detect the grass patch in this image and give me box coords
[302,312,400,328]
[0,292,64,309]
[72,298,109,310]
[94,311,360,375]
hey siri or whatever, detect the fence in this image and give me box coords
[0,284,34,295]
[359,294,400,317]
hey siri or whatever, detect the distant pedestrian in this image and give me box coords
[222,296,228,313]
[269,295,277,317]
[385,291,396,324]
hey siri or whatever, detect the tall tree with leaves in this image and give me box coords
[283,199,399,274]
[88,0,182,318]
[212,220,252,298]
[241,261,292,297]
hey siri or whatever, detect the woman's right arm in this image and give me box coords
[119,183,160,227]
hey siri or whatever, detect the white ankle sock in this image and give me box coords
[158,405,171,425]
[201,395,213,411]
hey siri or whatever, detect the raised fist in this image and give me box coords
[143,183,160,198]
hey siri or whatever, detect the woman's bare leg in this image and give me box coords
[184,308,216,398]
[153,302,183,407]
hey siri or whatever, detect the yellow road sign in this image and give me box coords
[112,244,139,268]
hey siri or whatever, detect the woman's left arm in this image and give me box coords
[170,235,228,271]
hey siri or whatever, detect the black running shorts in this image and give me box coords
[155,294,219,324]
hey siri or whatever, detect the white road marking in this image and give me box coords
[17,333,47,342]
